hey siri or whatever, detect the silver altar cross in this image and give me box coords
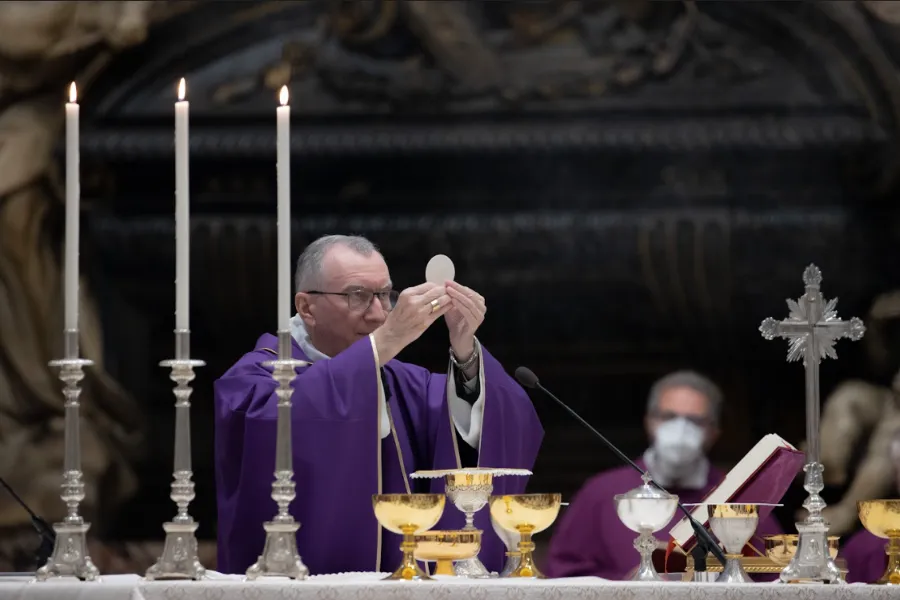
[759,264,864,584]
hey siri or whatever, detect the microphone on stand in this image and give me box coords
[0,474,56,570]
[514,366,728,567]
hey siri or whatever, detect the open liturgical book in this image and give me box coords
[668,433,806,553]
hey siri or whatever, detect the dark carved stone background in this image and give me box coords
[68,0,900,541]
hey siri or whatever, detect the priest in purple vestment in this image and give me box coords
[843,428,900,583]
[545,371,782,580]
[214,235,544,576]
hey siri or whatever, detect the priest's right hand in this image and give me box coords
[372,283,452,364]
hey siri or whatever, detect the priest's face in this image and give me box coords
[295,245,392,356]
[645,385,720,452]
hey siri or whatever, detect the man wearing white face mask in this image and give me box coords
[545,371,783,580]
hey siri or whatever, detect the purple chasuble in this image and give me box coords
[843,527,888,583]
[545,458,783,580]
[214,334,543,575]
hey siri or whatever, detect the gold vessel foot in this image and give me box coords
[876,537,900,585]
[383,532,432,581]
[509,532,544,578]
[433,559,455,576]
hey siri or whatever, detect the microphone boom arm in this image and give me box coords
[0,474,56,568]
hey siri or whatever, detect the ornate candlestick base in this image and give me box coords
[245,345,310,581]
[779,522,843,584]
[35,355,100,582]
[35,520,99,582]
[145,520,205,580]
[145,350,207,581]
[245,518,308,581]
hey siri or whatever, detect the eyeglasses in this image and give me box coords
[306,288,399,312]
[652,411,712,428]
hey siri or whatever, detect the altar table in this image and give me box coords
[0,572,894,600]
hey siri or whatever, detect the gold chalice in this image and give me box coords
[373,494,445,581]
[414,530,482,576]
[858,499,900,585]
[489,493,561,578]
[765,534,839,566]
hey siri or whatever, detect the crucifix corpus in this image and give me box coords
[759,264,865,584]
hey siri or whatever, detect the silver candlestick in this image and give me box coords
[760,264,864,584]
[145,329,206,580]
[245,330,310,581]
[35,329,100,582]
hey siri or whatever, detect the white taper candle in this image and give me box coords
[64,82,79,333]
[175,78,190,331]
[277,86,291,331]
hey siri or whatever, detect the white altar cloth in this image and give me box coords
[0,572,894,600]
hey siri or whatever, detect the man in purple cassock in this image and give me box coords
[545,371,782,580]
[844,527,890,584]
[843,429,900,583]
[214,235,544,576]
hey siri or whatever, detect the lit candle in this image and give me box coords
[65,82,79,332]
[277,86,291,331]
[175,78,189,331]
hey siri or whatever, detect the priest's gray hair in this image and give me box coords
[295,234,380,292]
[647,370,723,425]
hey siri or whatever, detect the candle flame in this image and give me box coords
[279,85,289,106]
[69,82,77,103]
[178,78,186,101]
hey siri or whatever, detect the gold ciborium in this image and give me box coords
[707,503,759,583]
[858,499,900,585]
[765,534,839,566]
[489,493,561,578]
[414,530,482,576]
[373,494,445,581]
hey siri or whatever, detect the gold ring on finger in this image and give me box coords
[430,299,440,313]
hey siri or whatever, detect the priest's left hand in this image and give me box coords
[445,280,485,360]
